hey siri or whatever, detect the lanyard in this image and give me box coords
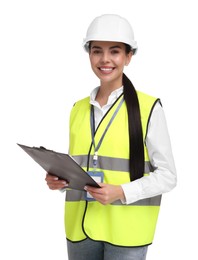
[90,96,125,170]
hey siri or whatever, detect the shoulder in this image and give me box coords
[136,90,161,112]
[69,96,90,122]
[137,90,159,104]
[72,96,90,110]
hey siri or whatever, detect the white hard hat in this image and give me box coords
[83,14,138,54]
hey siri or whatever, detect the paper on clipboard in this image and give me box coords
[17,144,101,191]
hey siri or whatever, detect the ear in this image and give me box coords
[125,51,133,66]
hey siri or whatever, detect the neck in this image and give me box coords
[95,84,122,107]
[101,78,122,92]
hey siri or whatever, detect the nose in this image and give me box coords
[101,51,110,63]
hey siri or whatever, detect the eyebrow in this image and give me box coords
[91,45,122,50]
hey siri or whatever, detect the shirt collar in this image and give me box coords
[90,86,123,107]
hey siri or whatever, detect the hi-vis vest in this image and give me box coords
[65,91,161,247]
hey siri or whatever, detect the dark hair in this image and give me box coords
[123,73,144,181]
[123,46,144,181]
[125,43,133,54]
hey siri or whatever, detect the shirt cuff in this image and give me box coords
[121,180,142,204]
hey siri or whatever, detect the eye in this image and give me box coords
[111,49,120,55]
[91,49,102,55]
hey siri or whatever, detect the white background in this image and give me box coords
[0,0,198,259]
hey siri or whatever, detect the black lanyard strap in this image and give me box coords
[90,96,125,169]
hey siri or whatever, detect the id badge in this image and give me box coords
[85,171,104,201]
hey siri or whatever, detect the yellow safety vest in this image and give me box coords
[65,91,161,247]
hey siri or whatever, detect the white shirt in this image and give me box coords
[90,86,177,204]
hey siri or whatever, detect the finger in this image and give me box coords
[84,186,101,193]
[45,173,68,184]
[45,173,58,181]
[46,177,68,190]
[48,182,68,190]
[87,191,108,205]
[85,183,106,193]
[85,188,105,198]
[47,179,67,185]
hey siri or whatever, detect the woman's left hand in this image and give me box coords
[84,183,125,205]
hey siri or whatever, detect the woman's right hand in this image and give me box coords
[45,173,68,190]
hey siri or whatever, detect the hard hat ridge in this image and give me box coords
[83,14,138,54]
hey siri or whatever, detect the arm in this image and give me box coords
[121,101,177,204]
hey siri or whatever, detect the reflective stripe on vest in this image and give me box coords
[66,189,161,205]
[72,155,156,174]
[65,91,161,246]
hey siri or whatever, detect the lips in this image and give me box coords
[98,66,115,74]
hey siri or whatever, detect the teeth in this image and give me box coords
[100,68,113,71]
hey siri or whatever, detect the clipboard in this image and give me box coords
[17,144,101,191]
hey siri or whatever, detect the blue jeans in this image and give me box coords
[67,238,148,260]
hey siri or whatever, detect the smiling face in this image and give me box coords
[89,41,132,89]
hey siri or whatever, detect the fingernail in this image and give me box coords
[84,186,87,190]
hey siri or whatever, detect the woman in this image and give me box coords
[45,14,177,260]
